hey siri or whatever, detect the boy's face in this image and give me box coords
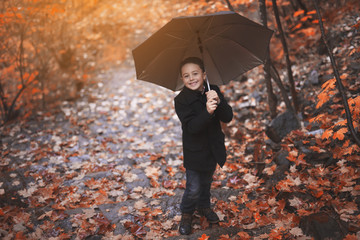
[181,63,206,91]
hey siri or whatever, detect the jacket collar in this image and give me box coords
[181,86,205,103]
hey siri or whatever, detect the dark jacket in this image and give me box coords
[174,85,233,171]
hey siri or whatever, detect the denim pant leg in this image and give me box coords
[180,169,214,214]
[197,169,214,209]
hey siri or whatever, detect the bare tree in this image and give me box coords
[0,2,37,123]
[224,0,235,11]
[272,0,299,113]
[259,0,277,118]
[312,0,360,147]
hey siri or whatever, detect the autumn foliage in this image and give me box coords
[0,0,94,123]
[0,0,360,239]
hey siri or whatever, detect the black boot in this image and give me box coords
[197,208,219,223]
[179,213,192,235]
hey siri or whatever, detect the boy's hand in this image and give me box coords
[206,90,220,115]
[206,98,218,115]
[206,90,220,104]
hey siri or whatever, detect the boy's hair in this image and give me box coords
[179,57,205,74]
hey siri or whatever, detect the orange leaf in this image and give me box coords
[316,92,330,109]
[265,0,273,7]
[292,23,302,30]
[321,129,333,140]
[336,119,347,126]
[307,10,317,15]
[348,96,360,118]
[309,113,324,123]
[198,234,210,240]
[300,16,310,22]
[23,72,30,80]
[28,72,38,82]
[349,48,356,56]
[333,127,347,140]
[32,87,41,95]
[342,144,358,156]
[300,27,317,37]
[309,146,321,152]
[98,189,107,196]
[293,9,304,17]
[321,78,336,91]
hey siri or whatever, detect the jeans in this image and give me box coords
[180,169,215,214]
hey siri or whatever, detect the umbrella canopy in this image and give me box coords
[132,11,273,91]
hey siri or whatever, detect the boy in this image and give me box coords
[174,57,233,235]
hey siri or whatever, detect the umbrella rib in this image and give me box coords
[185,18,195,33]
[203,43,224,83]
[203,34,265,83]
[165,33,188,42]
[203,15,215,37]
[202,22,270,43]
[214,34,264,62]
[202,25,232,43]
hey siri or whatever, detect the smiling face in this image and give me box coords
[180,63,206,91]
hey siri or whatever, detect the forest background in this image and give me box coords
[0,0,360,239]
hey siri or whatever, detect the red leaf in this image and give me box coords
[52,203,66,210]
[124,221,146,238]
[162,180,177,189]
[15,232,26,240]
[353,20,360,29]
[218,234,231,240]
[237,231,252,239]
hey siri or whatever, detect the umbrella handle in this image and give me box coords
[197,31,211,91]
[206,77,211,90]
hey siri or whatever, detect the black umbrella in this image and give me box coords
[132,11,273,91]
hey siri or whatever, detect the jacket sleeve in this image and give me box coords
[174,98,212,134]
[213,86,233,123]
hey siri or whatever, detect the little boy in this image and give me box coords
[174,57,233,235]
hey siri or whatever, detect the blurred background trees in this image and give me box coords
[0,0,358,126]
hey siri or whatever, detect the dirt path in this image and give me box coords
[0,66,249,239]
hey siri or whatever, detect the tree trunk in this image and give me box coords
[269,62,295,113]
[259,0,277,119]
[312,0,360,147]
[295,0,308,13]
[272,0,299,113]
[224,0,235,11]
